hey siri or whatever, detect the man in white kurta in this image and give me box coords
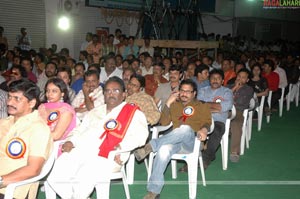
[47,77,149,199]
[71,70,105,122]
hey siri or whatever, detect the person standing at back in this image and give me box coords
[16,28,31,51]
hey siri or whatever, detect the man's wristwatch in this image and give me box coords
[0,176,3,188]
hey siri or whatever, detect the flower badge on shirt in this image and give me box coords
[105,119,119,130]
[179,106,194,122]
[47,111,60,131]
[6,138,26,159]
[213,96,224,103]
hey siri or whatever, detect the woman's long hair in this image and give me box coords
[43,77,70,104]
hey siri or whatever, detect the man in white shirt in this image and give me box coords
[271,55,288,89]
[139,37,154,57]
[99,56,122,84]
[47,77,148,199]
[80,32,92,51]
[72,70,105,122]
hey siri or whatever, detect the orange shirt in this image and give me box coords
[223,69,236,86]
[144,75,168,97]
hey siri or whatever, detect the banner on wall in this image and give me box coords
[96,27,109,43]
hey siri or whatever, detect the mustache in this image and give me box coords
[107,96,117,101]
[7,105,17,110]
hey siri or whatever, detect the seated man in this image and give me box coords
[125,74,160,126]
[197,69,233,169]
[72,70,105,122]
[227,68,254,162]
[154,64,182,110]
[0,79,53,199]
[47,77,149,199]
[134,79,211,199]
[144,63,168,97]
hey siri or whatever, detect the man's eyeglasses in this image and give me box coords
[11,72,20,76]
[128,82,140,88]
[179,89,194,94]
[104,89,121,94]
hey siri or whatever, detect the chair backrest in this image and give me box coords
[4,141,59,199]
[157,99,163,112]
[249,98,256,110]
[280,87,285,100]
[267,91,273,108]
[207,117,215,135]
[229,105,236,120]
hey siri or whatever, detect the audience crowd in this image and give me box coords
[0,26,300,199]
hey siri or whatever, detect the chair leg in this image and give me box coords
[279,98,283,117]
[121,167,131,199]
[247,111,253,141]
[296,83,300,107]
[144,158,149,173]
[126,154,135,185]
[221,133,228,170]
[286,92,291,111]
[171,160,177,179]
[147,152,155,181]
[240,125,246,156]
[257,108,263,131]
[44,181,57,199]
[198,155,206,186]
[188,160,199,199]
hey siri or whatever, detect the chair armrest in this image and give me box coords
[108,149,133,161]
[150,122,173,139]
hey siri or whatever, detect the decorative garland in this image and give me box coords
[100,8,139,27]
[116,10,124,27]
[125,15,133,26]
[102,8,114,24]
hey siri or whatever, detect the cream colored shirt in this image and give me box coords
[0,110,53,199]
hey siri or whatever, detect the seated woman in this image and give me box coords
[38,78,76,141]
[248,63,269,114]
[249,63,269,98]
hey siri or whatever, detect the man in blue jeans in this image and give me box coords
[134,79,211,199]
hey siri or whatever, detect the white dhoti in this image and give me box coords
[47,146,118,199]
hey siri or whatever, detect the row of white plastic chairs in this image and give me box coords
[5,82,299,199]
[126,82,300,199]
[242,82,300,157]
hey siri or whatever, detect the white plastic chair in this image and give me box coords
[296,82,300,107]
[220,105,236,170]
[240,98,256,156]
[125,99,164,185]
[95,149,132,199]
[4,141,59,199]
[286,83,299,110]
[240,108,249,156]
[147,119,214,199]
[240,97,256,156]
[279,87,285,117]
[44,143,132,199]
[247,98,257,141]
[44,140,67,199]
[147,123,173,181]
[170,119,214,199]
[266,91,273,123]
[256,95,266,131]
